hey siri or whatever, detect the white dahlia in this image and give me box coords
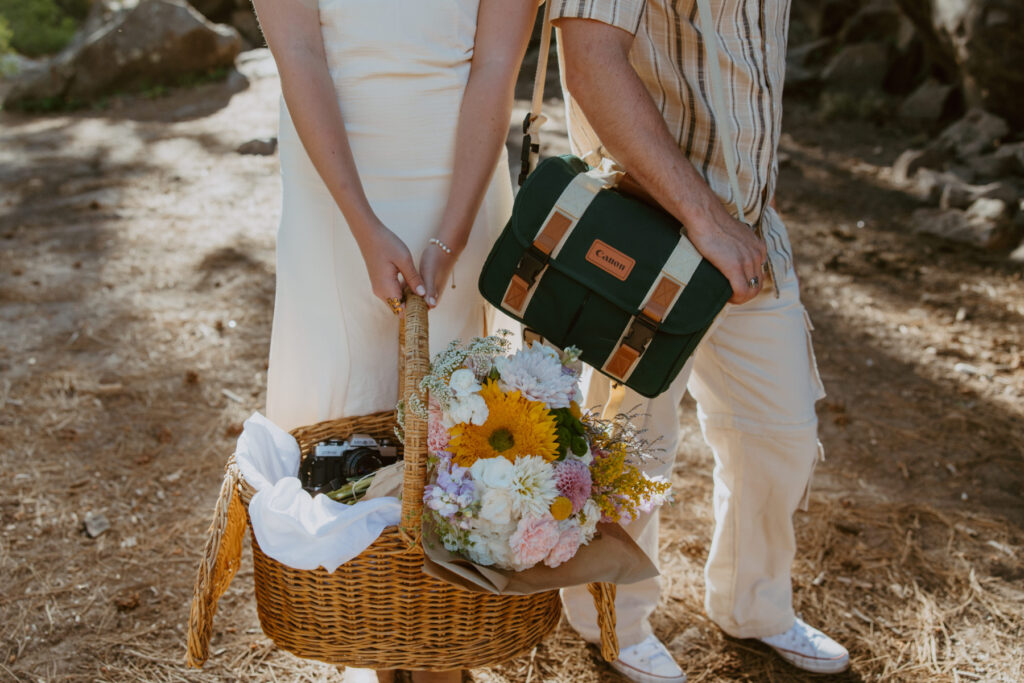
[495,343,578,409]
[509,455,559,518]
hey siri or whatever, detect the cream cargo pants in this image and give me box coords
[562,218,827,644]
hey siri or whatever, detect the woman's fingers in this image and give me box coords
[396,251,427,300]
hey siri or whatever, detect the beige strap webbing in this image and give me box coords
[502,171,610,315]
[602,237,704,382]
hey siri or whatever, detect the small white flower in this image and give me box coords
[445,393,489,427]
[449,368,481,397]
[470,456,515,489]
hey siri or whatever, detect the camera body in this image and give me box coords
[300,434,400,495]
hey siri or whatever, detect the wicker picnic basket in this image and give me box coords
[186,295,619,671]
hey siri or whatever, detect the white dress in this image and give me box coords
[265,0,514,432]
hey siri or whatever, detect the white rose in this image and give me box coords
[470,456,514,489]
[449,368,481,397]
[478,488,514,525]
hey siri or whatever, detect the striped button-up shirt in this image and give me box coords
[550,0,794,276]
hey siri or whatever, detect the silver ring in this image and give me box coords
[748,276,760,289]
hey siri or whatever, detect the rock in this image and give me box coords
[914,198,1016,250]
[1010,238,1024,264]
[188,0,234,21]
[893,148,948,185]
[898,79,959,128]
[934,109,1010,159]
[236,137,277,155]
[964,151,1018,181]
[994,142,1024,176]
[84,511,111,538]
[839,1,903,44]
[940,179,1020,210]
[4,0,242,108]
[822,43,892,93]
[894,0,1024,128]
[230,8,264,48]
[807,0,861,37]
[786,38,833,92]
[911,168,954,202]
[236,48,277,80]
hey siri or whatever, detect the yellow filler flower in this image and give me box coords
[449,381,559,467]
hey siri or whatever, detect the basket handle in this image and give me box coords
[399,294,430,546]
[186,459,248,667]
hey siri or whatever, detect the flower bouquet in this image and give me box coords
[405,332,671,575]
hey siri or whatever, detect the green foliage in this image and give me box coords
[0,0,82,57]
[0,15,12,58]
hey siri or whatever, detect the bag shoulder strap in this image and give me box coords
[524,0,747,224]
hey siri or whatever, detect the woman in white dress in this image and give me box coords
[256,0,536,431]
[252,0,537,680]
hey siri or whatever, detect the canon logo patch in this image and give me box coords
[585,240,635,281]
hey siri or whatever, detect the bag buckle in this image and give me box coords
[622,313,658,354]
[514,244,548,287]
[518,112,540,187]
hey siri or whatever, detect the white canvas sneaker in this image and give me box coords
[610,634,687,683]
[759,618,850,674]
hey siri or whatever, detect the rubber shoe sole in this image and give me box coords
[767,643,850,674]
[610,659,687,683]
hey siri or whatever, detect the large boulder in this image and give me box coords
[821,42,892,93]
[4,0,242,108]
[894,0,1024,128]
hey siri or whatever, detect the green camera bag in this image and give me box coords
[478,155,732,399]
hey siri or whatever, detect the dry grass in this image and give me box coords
[1,52,1022,682]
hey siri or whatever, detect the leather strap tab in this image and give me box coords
[500,171,610,316]
[503,274,531,312]
[600,234,704,382]
[604,344,641,381]
[535,211,573,255]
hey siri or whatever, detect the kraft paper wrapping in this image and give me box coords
[421,520,658,595]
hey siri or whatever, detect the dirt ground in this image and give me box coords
[1,50,1021,682]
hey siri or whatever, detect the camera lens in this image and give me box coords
[340,447,384,479]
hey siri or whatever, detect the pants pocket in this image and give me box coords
[801,307,827,402]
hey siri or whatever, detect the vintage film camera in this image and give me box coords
[299,434,400,495]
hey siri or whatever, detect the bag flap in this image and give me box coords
[511,156,731,336]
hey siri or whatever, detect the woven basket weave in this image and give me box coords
[186,295,619,670]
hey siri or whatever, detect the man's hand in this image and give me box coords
[683,193,769,304]
[556,17,767,304]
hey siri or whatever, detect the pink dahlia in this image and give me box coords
[509,515,561,569]
[554,459,592,513]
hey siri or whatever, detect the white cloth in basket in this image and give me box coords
[235,412,402,573]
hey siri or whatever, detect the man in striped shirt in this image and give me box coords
[551,1,851,680]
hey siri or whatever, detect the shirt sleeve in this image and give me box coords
[548,0,648,36]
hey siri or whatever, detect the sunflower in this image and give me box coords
[449,380,559,467]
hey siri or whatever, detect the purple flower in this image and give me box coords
[554,459,592,513]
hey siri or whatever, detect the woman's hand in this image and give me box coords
[419,240,460,308]
[355,222,427,313]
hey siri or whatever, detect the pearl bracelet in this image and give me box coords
[429,237,453,255]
